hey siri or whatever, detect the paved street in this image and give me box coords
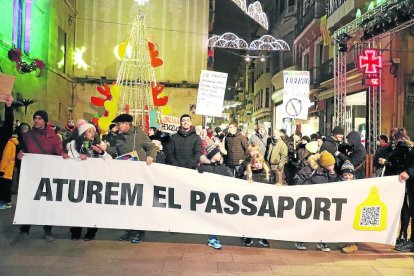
[0,197,413,275]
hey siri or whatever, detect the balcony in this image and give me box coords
[309,67,321,87]
[295,1,326,36]
[320,59,334,83]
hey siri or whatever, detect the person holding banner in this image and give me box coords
[292,150,338,252]
[165,114,202,169]
[222,122,248,176]
[107,113,157,243]
[11,110,69,244]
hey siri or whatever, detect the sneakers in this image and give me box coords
[294,242,307,250]
[258,239,270,247]
[0,202,12,210]
[10,232,29,245]
[395,240,414,252]
[131,233,145,243]
[396,238,407,247]
[316,242,330,252]
[341,244,358,254]
[208,238,222,249]
[244,238,253,246]
[44,233,55,242]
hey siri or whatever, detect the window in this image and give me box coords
[13,0,33,53]
[265,88,270,108]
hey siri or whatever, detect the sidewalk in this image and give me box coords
[1,203,413,275]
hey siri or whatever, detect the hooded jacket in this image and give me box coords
[345,131,366,179]
[165,126,202,169]
[292,154,338,185]
[0,137,18,180]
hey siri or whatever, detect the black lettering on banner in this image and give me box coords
[277,196,294,218]
[223,193,240,214]
[153,185,167,208]
[168,188,181,209]
[295,197,312,219]
[332,198,347,221]
[258,196,276,217]
[241,194,257,215]
[68,179,85,203]
[314,197,331,221]
[53,178,68,202]
[34,177,53,201]
[86,181,103,204]
[104,182,119,205]
[205,193,223,213]
[120,183,143,206]
[190,190,206,211]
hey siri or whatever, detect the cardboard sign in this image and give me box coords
[0,73,15,103]
[160,115,180,133]
[282,71,310,120]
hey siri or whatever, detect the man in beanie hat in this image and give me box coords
[291,150,337,252]
[198,144,232,250]
[12,110,69,245]
[107,113,157,244]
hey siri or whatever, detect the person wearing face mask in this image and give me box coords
[265,129,288,185]
[62,119,77,148]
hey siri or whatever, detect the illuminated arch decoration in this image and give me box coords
[231,0,268,30]
[208,33,248,49]
[208,33,290,51]
[74,47,89,70]
[249,35,290,51]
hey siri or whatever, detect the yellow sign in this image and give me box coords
[353,186,387,231]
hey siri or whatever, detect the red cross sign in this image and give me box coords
[357,49,382,74]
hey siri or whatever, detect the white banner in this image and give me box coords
[283,71,310,120]
[14,154,405,245]
[196,70,227,117]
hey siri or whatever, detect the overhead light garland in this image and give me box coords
[231,0,268,30]
[208,33,290,51]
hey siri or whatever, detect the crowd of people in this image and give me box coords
[0,98,413,253]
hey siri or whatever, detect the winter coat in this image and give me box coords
[107,127,157,161]
[102,132,118,147]
[344,131,366,179]
[165,126,202,169]
[66,140,112,159]
[265,138,288,169]
[23,126,65,156]
[0,106,13,158]
[320,136,340,157]
[249,133,270,156]
[0,137,18,180]
[292,154,338,185]
[198,162,233,177]
[384,141,414,176]
[373,144,390,169]
[223,132,248,168]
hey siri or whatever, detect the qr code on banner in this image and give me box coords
[359,206,381,226]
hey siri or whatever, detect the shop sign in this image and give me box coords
[357,48,382,87]
[363,77,381,86]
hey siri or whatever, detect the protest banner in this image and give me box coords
[14,154,404,245]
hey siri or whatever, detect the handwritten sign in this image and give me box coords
[0,73,15,103]
[282,71,310,120]
[196,70,228,117]
[160,114,180,134]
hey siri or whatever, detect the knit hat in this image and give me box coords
[332,126,345,135]
[78,123,96,136]
[206,144,220,160]
[341,160,354,174]
[112,114,133,123]
[33,110,48,123]
[319,150,336,167]
[305,141,319,154]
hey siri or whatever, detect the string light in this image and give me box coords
[208,33,290,51]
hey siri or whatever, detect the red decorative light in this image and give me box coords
[363,77,381,86]
[357,49,382,74]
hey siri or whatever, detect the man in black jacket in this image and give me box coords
[320,126,346,173]
[0,95,14,158]
[165,114,202,169]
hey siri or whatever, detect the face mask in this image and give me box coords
[68,125,75,129]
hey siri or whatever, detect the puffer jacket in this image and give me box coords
[107,127,157,161]
[223,132,248,168]
[292,154,338,185]
[345,131,366,179]
[165,126,202,169]
[0,137,18,180]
